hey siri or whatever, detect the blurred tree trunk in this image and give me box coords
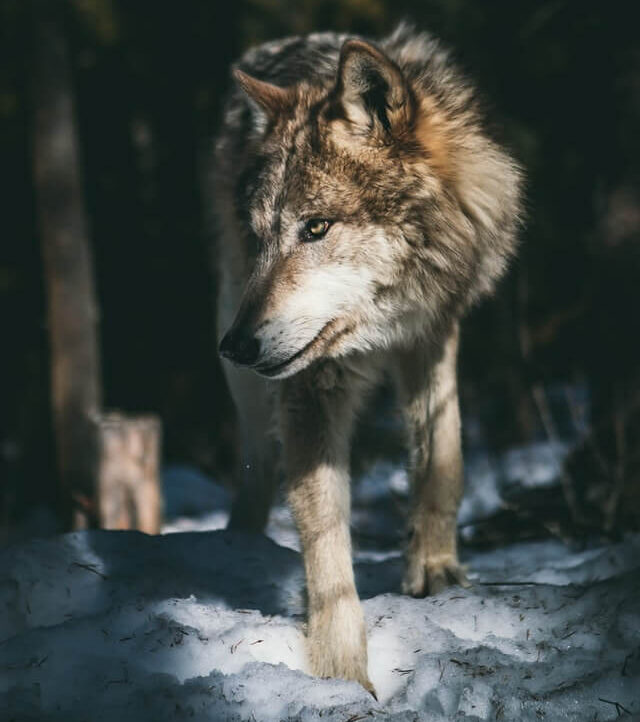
[587,184,640,531]
[32,1,101,530]
[565,182,640,532]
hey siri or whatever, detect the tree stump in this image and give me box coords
[95,413,163,534]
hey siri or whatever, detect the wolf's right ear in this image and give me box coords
[233,68,293,128]
[331,39,414,138]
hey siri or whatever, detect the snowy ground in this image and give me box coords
[1,449,639,721]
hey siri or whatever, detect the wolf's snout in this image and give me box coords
[219,326,261,366]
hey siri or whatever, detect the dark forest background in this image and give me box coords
[1,0,639,541]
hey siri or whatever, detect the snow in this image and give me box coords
[1,455,639,721]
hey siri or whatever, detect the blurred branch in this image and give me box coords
[530,383,583,525]
[517,269,585,526]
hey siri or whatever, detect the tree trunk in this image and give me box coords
[32,2,101,529]
[95,413,163,534]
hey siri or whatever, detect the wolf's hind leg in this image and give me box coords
[281,363,375,694]
[393,326,469,597]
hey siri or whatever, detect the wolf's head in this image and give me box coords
[219,36,522,379]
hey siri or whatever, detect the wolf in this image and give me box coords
[212,24,523,693]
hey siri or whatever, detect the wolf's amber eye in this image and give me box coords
[302,219,331,241]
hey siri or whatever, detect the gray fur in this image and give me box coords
[211,24,523,693]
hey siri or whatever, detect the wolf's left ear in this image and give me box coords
[331,39,414,137]
[233,68,293,127]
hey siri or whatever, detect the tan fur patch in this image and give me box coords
[414,95,453,184]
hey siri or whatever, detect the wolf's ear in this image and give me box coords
[331,39,414,137]
[233,68,293,127]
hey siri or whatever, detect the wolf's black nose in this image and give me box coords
[219,327,260,366]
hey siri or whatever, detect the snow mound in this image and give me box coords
[160,442,574,555]
[1,528,639,721]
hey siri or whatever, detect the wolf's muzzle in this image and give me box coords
[219,326,261,366]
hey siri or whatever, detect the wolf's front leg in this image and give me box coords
[222,363,279,532]
[394,325,469,597]
[280,364,374,694]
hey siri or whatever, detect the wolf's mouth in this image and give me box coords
[254,320,334,378]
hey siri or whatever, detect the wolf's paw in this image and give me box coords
[307,596,376,697]
[402,554,470,597]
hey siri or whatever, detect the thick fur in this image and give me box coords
[211,24,523,693]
